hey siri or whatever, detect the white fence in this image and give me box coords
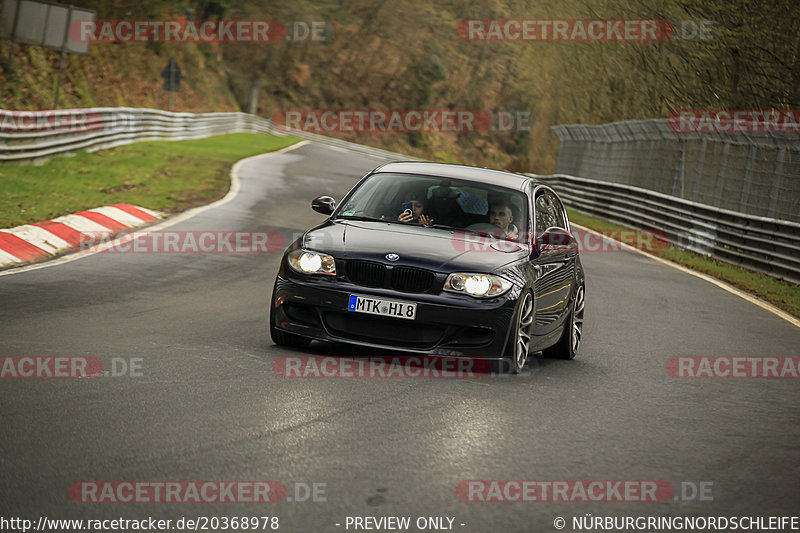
[0,107,410,162]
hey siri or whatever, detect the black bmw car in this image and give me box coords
[270,161,585,373]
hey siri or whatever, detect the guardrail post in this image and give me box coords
[739,143,757,214]
[713,142,731,208]
[767,146,786,219]
[643,138,657,190]
[691,136,707,202]
[654,135,671,193]
[672,138,687,198]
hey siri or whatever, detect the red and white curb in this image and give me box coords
[0,204,162,269]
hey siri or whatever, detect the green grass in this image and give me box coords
[0,133,300,228]
[567,209,800,319]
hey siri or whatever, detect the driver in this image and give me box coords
[488,198,518,238]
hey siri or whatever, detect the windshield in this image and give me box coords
[335,173,528,240]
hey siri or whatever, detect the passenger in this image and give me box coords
[397,194,434,226]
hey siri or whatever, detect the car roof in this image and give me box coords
[372,161,538,191]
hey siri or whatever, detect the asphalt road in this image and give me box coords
[2,142,800,532]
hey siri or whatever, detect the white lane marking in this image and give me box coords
[90,206,148,227]
[0,248,23,266]
[0,141,309,276]
[571,222,800,329]
[324,145,348,153]
[0,225,71,255]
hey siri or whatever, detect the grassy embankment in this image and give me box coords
[0,133,300,228]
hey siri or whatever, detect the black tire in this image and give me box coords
[543,284,585,360]
[498,291,534,374]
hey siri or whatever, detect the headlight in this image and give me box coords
[288,250,336,275]
[443,273,512,298]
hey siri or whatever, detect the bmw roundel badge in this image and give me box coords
[385,253,400,261]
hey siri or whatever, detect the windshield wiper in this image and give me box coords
[430,223,464,232]
[335,215,387,223]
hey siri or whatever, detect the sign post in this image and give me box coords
[53,5,73,109]
[0,0,95,107]
[4,1,22,73]
[161,58,182,112]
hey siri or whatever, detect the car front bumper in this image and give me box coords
[271,273,518,359]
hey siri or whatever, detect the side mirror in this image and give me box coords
[537,227,578,255]
[311,195,336,215]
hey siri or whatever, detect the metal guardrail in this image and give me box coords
[552,119,800,223]
[0,108,274,161]
[0,107,413,163]
[531,173,800,284]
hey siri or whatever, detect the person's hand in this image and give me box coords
[419,214,434,226]
[398,211,414,222]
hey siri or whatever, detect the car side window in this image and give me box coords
[535,191,557,233]
[546,191,567,229]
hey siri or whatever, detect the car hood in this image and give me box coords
[303,220,529,273]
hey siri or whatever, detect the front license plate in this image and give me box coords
[348,294,417,320]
